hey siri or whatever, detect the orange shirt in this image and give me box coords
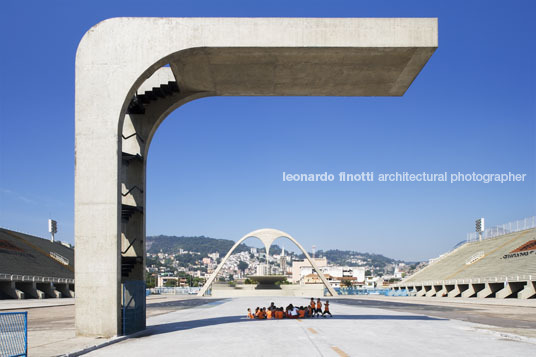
[248,312,254,319]
[310,301,315,308]
[258,311,266,319]
[316,301,322,309]
[324,303,329,311]
[266,310,273,319]
[298,310,305,318]
[275,311,284,319]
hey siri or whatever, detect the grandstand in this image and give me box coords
[0,228,74,299]
[395,225,536,299]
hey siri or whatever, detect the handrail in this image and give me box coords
[0,273,74,283]
[395,274,533,287]
[121,185,144,196]
[122,132,145,143]
[122,238,137,255]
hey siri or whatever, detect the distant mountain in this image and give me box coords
[146,235,283,256]
[146,235,409,269]
[298,249,413,268]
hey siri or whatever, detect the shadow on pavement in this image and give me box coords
[140,314,445,337]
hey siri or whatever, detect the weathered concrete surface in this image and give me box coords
[75,17,438,337]
[85,296,536,357]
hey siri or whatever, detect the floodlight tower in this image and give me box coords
[475,218,485,241]
[48,219,58,242]
[312,245,316,258]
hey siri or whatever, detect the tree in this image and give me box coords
[238,261,249,273]
[342,279,353,288]
[164,279,177,287]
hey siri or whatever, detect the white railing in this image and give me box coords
[149,287,200,295]
[396,274,534,287]
[0,273,74,284]
[467,216,536,242]
[50,251,70,265]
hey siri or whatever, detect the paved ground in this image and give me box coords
[2,295,535,356]
[0,295,221,357]
[85,296,536,357]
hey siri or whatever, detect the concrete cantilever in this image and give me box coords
[75,17,437,337]
[198,228,337,296]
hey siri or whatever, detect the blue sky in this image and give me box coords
[0,0,534,261]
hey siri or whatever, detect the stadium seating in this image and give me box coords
[396,228,536,299]
[0,228,74,299]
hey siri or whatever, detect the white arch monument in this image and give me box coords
[75,17,437,337]
[198,228,337,296]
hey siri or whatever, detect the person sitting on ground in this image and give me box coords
[274,307,284,319]
[285,304,292,318]
[247,308,254,319]
[298,306,305,318]
[322,300,332,317]
[266,307,273,319]
[290,305,299,318]
[254,307,260,319]
[258,307,266,319]
[316,298,322,317]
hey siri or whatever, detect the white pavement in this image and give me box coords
[85,297,535,357]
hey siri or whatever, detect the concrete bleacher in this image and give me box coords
[0,228,74,299]
[396,228,536,299]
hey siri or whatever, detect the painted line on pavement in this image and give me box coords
[307,327,318,334]
[331,346,349,357]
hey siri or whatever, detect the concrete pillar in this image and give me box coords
[54,283,74,298]
[434,285,448,297]
[425,285,438,297]
[476,283,502,298]
[462,283,485,298]
[447,284,462,298]
[0,281,24,299]
[16,282,45,299]
[417,285,428,297]
[75,17,437,337]
[518,281,536,299]
[496,282,525,299]
[36,283,62,298]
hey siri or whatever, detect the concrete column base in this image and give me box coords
[435,285,448,297]
[461,283,486,298]
[16,282,45,299]
[37,283,62,298]
[476,283,502,298]
[496,282,525,299]
[416,286,427,297]
[518,281,536,299]
[425,285,438,297]
[55,283,74,298]
[0,281,25,299]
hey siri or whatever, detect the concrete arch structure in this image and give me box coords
[198,228,337,296]
[75,17,437,337]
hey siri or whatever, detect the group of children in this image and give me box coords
[247,298,332,319]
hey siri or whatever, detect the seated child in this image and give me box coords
[247,308,254,319]
[298,306,305,318]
